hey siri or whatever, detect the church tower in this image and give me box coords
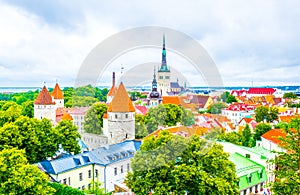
[34,86,56,125]
[157,34,171,96]
[52,82,64,108]
[148,67,161,107]
[104,82,135,144]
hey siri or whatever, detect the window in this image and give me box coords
[127,163,130,172]
[68,177,71,185]
[248,176,252,183]
[88,183,91,190]
[259,172,263,178]
[63,178,67,184]
[121,165,124,174]
[125,114,128,118]
[246,154,250,158]
[159,76,163,79]
[165,76,170,79]
[82,186,85,190]
[79,173,83,181]
[88,170,91,178]
[115,114,118,119]
[114,167,117,176]
[95,169,98,178]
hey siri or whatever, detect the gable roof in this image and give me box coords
[261,129,286,146]
[108,83,135,112]
[247,88,276,95]
[52,83,64,99]
[34,86,55,105]
[135,105,148,115]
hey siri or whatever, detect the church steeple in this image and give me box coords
[158,34,170,72]
[152,67,157,91]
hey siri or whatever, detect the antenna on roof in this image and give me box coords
[56,79,58,83]
[121,65,124,83]
[43,81,46,86]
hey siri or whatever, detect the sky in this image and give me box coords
[0,0,300,88]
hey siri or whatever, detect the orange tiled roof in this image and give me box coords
[162,96,181,105]
[34,86,55,105]
[108,85,117,96]
[52,83,64,99]
[108,83,135,112]
[262,129,286,146]
[103,113,108,119]
[61,113,73,121]
[279,115,297,123]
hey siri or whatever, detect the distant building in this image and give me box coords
[221,103,256,125]
[52,83,64,108]
[157,35,184,96]
[34,86,56,124]
[38,140,141,193]
[147,67,162,107]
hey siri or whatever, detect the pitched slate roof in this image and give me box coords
[52,83,64,99]
[108,83,135,112]
[34,86,55,105]
[38,140,141,175]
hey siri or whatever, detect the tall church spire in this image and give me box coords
[152,67,157,91]
[159,34,170,72]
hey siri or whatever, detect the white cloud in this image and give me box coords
[0,0,300,87]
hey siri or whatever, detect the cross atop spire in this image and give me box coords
[158,34,170,72]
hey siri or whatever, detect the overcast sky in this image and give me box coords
[0,0,299,87]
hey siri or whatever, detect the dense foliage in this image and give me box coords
[49,182,85,195]
[0,101,81,163]
[125,131,239,194]
[270,118,300,194]
[283,92,298,99]
[84,102,107,134]
[254,106,279,123]
[0,148,55,194]
[207,102,227,114]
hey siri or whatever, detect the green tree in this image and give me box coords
[125,131,239,194]
[253,123,272,140]
[135,114,148,139]
[84,102,107,134]
[163,104,182,127]
[145,104,167,133]
[255,106,279,123]
[269,118,300,195]
[21,100,34,118]
[181,107,195,126]
[55,120,81,154]
[49,182,85,195]
[220,91,230,102]
[283,92,298,99]
[0,123,23,150]
[241,124,255,147]
[226,94,238,104]
[0,148,55,195]
[207,102,227,114]
[218,131,242,145]
[0,101,21,127]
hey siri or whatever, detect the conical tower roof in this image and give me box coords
[52,83,64,99]
[34,86,55,105]
[108,82,135,112]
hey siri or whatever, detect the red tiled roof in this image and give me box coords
[247,88,276,95]
[135,105,148,115]
[108,83,135,112]
[262,129,286,146]
[52,83,64,99]
[34,86,55,105]
[226,103,256,111]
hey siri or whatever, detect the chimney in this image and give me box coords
[112,72,115,86]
